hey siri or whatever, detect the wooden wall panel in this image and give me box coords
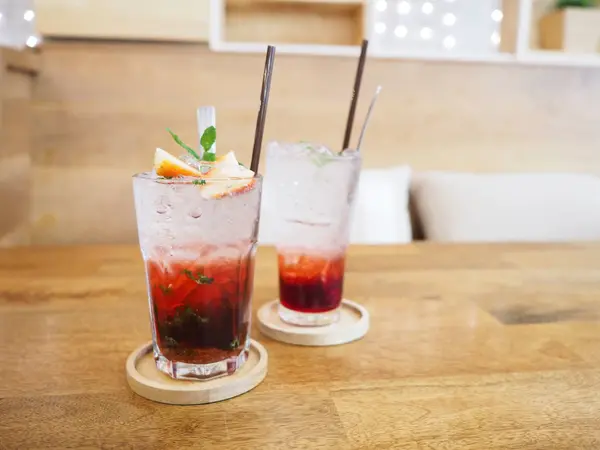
[224,1,363,45]
[31,41,600,245]
[35,0,210,42]
[0,51,38,248]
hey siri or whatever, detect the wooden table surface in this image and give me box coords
[2,244,600,449]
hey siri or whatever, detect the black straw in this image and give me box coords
[342,39,369,151]
[250,45,276,173]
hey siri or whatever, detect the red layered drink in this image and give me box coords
[133,123,262,380]
[147,247,255,368]
[278,252,345,314]
[263,141,361,326]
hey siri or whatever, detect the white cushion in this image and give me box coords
[411,172,600,242]
[349,166,412,244]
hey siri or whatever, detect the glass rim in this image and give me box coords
[132,172,263,183]
[267,140,361,161]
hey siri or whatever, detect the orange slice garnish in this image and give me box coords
[154,148,201,178]
[200,178,256,199]
[200,151,255,198]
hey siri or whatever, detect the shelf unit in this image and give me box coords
[210,0,364,55]
[209,0,600,68]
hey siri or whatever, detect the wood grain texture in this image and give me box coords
[2,48,41,75]
[1,244,600,449]
[34,0,211,42]
[0,49,39,247]
[539,8,600,53]
[30,41,600,245]
[224,0,363,45]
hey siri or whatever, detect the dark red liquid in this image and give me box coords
[278,253,345,313]
[147,252,255,365]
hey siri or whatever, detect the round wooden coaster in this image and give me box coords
[125,339,268,405]
[257,299,369,346]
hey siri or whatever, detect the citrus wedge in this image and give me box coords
[154,148,201,178]
[200,178,256,199]
[200,151,255,198]
[206,151,254,178]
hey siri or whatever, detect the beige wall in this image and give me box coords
[29,41,600,245]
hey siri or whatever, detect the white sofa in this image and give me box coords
[260,168,600,244]
[411,172,600,242]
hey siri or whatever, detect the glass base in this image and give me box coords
[154,345,249,381]
[278,302,340,326]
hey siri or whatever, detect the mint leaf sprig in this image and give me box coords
[167,128,201,160]
[200,126,217,162]
[158,284,173,295]
[182,268,214,285]
[167,127,217,162]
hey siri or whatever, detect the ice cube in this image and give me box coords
[179,154,203,170]
[154,196,171,214]
[341,148,360,158]
[309,144,335,156]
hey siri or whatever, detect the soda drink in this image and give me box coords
[262,142,361,326]
[134,148,262,380]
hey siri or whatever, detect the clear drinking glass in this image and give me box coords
[262,142,361,326]
[133,174,262,380]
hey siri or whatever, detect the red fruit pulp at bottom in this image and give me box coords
[147,254,254,365]
[278,253,345,313]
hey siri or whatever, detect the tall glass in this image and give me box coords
[263,142,361,326]
[133,174,262,380]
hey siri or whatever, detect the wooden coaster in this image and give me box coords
[257,299,369,346]
[126,339,268,405]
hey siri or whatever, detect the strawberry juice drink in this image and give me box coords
[263,141,361,326]
[133,126,262,380]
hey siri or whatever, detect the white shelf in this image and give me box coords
[209,41,361,57]
[372,49,517,65]
[518,50,600,67]
[209,0,600,69]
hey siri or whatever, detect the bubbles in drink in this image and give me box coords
[155,196,171,214]
[189,206,203,219]
[262,141,361,250]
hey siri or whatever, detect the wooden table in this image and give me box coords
[1,244,600,449]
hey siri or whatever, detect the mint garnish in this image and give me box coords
[310,153,334,168]
[167,128,201,160]
[200,126,217,161]
[192,179,206,185]
[159,284,172,295]
[182,268,214,285]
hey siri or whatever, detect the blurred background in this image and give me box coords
[2,0,600,247]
